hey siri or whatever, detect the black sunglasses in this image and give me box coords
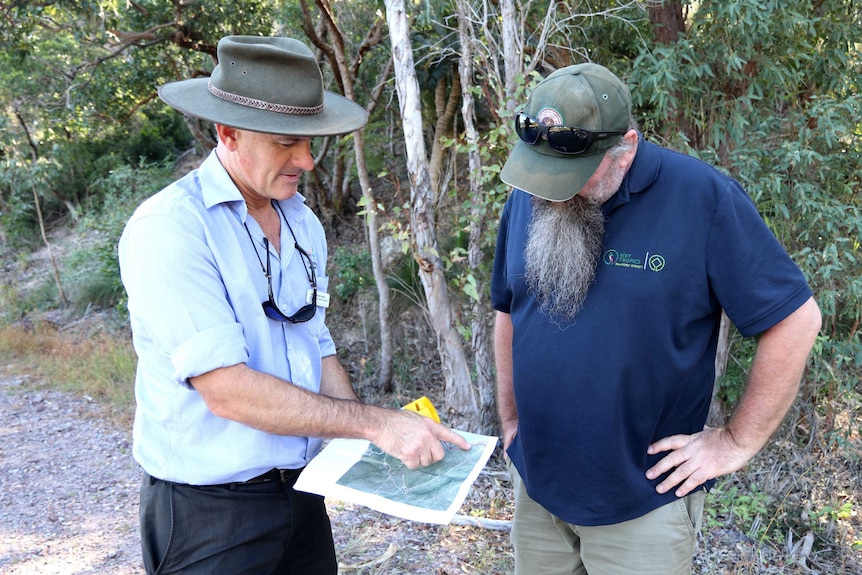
[260,237,317,323]
[243,206,317,324]
[514,112,627,155]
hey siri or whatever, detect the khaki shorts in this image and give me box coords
[508,460,705,575]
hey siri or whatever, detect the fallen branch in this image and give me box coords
[796,530,815,571]
[451,514,512,531]
[337,542,398,571]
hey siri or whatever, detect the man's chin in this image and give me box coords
[273,183,301,200]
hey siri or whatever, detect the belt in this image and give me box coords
[146,468,305,487]
[242,467,304,485]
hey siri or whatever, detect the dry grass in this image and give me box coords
[0,315,137,426]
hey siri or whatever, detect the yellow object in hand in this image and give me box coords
[402,396,441,423]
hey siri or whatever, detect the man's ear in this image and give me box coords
[215,124,239,150]
[619,129,639,170]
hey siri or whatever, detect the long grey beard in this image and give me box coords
[524,196,606,319]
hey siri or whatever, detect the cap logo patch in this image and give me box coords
[536,108,563,126]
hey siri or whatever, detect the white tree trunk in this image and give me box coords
[500,0,520,112]
[384,0,480,430]
[303,1,395,390]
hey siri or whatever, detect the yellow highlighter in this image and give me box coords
[402,396,441,423]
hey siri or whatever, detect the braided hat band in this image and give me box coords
[207,81,324,116]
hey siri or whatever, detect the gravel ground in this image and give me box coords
[0,374,143,575]
[0,372,512,575]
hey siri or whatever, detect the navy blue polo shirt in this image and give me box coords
[491,137,812,526]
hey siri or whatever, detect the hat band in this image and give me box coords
[208,80,324,116]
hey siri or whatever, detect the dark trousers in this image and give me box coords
[139,469,337,575]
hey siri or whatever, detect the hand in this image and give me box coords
[500,418,518,453]
[645,427,755,497]
[370,409,472,470]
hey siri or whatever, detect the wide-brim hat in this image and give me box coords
[500,63,631,201]
[158,36,367,137]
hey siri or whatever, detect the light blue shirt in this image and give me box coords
[118,150,334,485]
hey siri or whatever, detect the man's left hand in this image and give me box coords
[645,427,755,497]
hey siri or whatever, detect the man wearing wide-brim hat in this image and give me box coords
[119,35,469,575]
[491,63,821,573]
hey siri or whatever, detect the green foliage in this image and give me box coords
[716,333,756,406]
[120,109,192,165]
[810,501,855,524]
[0,115,189,246]
[331,245,373,301]
[0,274,59,323]
[705,479,771,540]
[69,161,175,313]
[386,252,428,313]
[627,0,862,444]
[0,0,277,226]
[0,163,40,247]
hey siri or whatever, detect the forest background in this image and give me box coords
[0,0,860,573]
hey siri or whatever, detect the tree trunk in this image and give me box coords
[352,128,394,391]
[384,0,480,431]
[500,0,520,113]
[457,2,497,434]
[427,72,461,197]
[647,0,686,45]
[302,0,395,390]
[708,311,732,427]
[647,0,693,142]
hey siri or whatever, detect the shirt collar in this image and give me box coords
[198,149,308,221]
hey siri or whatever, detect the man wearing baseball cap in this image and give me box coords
[491,63,821,573]
[119,36,469,575]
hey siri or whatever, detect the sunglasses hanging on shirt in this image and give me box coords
[243,201,328,324]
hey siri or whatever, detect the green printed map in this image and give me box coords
[336,443,488,511]
[294,432,498,523]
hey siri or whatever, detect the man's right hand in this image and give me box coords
[369,408,471,469]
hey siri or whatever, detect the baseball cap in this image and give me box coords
[500,63,631,201]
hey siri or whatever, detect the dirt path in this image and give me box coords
[0,374,143,574]
[0,372,514,574]
[7,365,829,575]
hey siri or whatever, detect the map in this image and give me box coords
[294,431,498,524]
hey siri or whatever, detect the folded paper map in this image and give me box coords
[295,431,498,524]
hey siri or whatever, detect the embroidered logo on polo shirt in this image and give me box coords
[603,249,665,272]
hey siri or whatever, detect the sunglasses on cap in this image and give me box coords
[514,112,627,155]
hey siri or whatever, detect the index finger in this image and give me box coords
[647,433,690,455]
[436,425,472,451]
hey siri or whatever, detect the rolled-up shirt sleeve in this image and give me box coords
[172,323,249,383]
[120,202,251,387]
